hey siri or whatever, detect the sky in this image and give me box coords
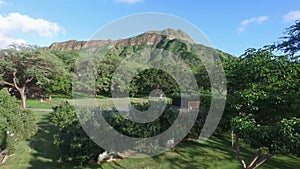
[0,0,300,56]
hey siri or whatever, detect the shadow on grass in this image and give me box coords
[102,135,300,169]
[151,137,240,169]
[28,125,62,169]
[100,136,241,169]
[26,110,300,169]
[261,154,300,169]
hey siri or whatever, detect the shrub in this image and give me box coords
[0,89,38,153]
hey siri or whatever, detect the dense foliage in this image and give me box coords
[74,38,212,98]
[0,47,66,108]
[231,114,299,169]
[232,114,300,155]
[51,99,212,165]
[104,102,178,139]
[272,20,300,58]
[0,89,37,153]
[224,21,300,169]
[225,48,300,124]
[51,102,103,166]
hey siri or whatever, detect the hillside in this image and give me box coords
[45,29,231,98]
[44,28,233,63]
[45,29,195,51]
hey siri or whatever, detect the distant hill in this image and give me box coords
[44,28,233,61]
[45,29,195,51]
[44,28,231,97]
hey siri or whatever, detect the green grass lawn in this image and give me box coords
[32,110,53,124]
[24,94,173,111]
[1,98,299,169]
[25,96,155,110]
[26,98,66,109]
[1,126,61,169]
[97,136,300,169]
[2,132,299,169]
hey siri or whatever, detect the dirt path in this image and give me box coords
[28,108,53,112]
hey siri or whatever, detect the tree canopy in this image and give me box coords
[272,20,300,58]
[0,47,66,108]
[51,102,104,165]
[226,48,300,123]
[226,48,300,168]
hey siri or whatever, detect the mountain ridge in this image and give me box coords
[45,29,195,51]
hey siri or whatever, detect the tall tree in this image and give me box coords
[227,48,300,168]
[0,47,65,109]
[227,48,299,123]
[272,20,300,58]
[232,115,299,169]
[43,50,78,98]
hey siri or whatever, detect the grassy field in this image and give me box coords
[1,98,299,169]
[98,138,300,169]
[25,95,173,109]
[25,97,154,110]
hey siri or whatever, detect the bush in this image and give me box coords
[51,100,213,162]
[0,89,38,153]
[51,102,104,166]
[103,101,179,153]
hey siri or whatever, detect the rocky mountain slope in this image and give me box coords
[45,29,195,51]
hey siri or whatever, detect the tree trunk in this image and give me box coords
[247,153,274,169]
[1,72,33,110]
[19,88,26,109]
[234,132,274,169]
[235,133,247,169]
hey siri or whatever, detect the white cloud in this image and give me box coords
[238,16,268,33]
[284,10,300,22]
[0,32,26,47]
[115,0,143,4]
[0,13,64,48]
[0,0,5,6]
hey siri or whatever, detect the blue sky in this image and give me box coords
[0,0,300,56]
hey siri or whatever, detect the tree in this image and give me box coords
[130,68,180,97]
[272,20,300,58]
[43,73,72,99]
[227,48,299,124]
[50,50,79,72]
[96,51,122,95]
[51,102,104,166]
[232,115,299,169]
[42,50,78,98]
[0,89,37,153]
[0,47,65,109]
[226,48,300,168]
[51,101,183,164]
